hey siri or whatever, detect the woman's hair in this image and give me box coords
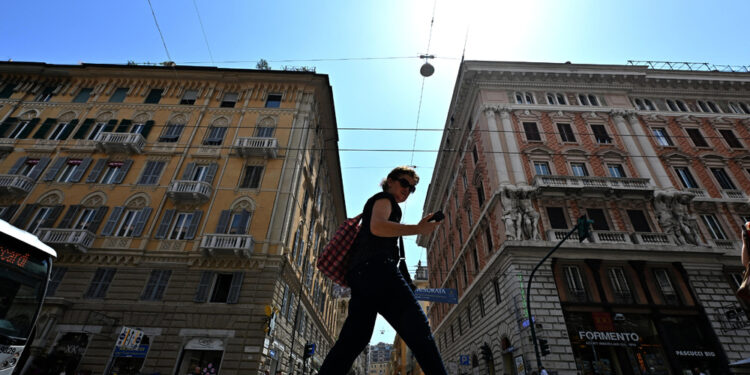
[381,166,419,192]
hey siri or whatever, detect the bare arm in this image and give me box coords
[369,198,439,237]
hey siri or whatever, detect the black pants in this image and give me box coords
[318,258,447,375]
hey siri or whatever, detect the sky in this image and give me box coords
[3,0,750,346]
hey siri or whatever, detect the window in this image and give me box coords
[728,102,750,114]
[131,122,146,134]
[571,163,589,177]
[84,268,116,299]
[0,84,15,99]
[492,277,502,304]
[221,92,238,108]
[114,209,139,237]
[478,293,485,317]
[515,92,535,104]
[546,207,568,229]
[674,167,699,189]
[563,265,587,302]
[27,207,54,234]
[666,99,688,112]
[169,212,196,240]
[48,121,72,141]
[652,128,673,146]
[159,124,184,142]
[719,129,743,148]
[265,93,282,108]
[472,146,479,164]
[586,208,609,230]
[56,159,88,183]
[578,94,599,106]
[137,161,166,185]
[180,90,198,105]
[534,161,551,176]
[255,124,275,138]
[46,267,67,297]
[72,88,93,103]
[627,210,651,232]
[96,161,130,184]
[634,98,656,111]
[653,268,680,305]
[607,267,633,303]
[485,228,493,253]
[472,247,479,272]
[476,181,485,207]
[591,124,612,144]
[202,126,227,146]
[8,120,33,139]
[72,208,97,231]
[701,214,727,240]
[87,122,107,141]
[14,158,44,177]
[711,168,737,190]
[557,123,576,142]
[462,171,468,189]
[607,164,626,178]
[209,273,243,303]
[697,100,720,113]
[34,86,55,102]
[109,87,129,103]
[141,270,171,301]
[523,122,541,141]
[240,165,264,188]
[144,89,163,104]
[546,93,567,105]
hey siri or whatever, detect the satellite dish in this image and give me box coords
[420,61,435,77]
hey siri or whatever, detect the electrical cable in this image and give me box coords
[192,0,215,65]
[146,0,173,63]
[176,56,460,65]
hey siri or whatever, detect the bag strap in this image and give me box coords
[399,236,405,260]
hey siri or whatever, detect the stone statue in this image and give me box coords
[518,186,540,240]
[654,191,700,246]
[501,185,521,240]
[674,193,700,246]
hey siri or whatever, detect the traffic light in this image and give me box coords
[539,338,551,356]
[303,343,316,359]
[577,215,594,242]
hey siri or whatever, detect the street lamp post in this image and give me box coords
[525,215,592,371]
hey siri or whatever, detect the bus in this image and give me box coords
[0,219,56,375]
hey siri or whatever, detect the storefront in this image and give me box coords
[563,311,725,375]
[106,336,151,375]
[25,331,92,375]
[174,338,224,375]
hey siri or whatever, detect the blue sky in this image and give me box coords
[3,0,749,345]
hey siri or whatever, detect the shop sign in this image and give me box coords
[514,355,526,375]
[269,349,277,359]
[115,327,144,350]
[675,350,716,358]
[113,344,149,358]
[459,355,469,365]
[414,288,458,304]
[578,330,640,347]
[185,338,224,351]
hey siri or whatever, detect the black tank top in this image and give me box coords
[347,191,402,270]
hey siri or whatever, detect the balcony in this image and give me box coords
[233,137,279,158]
[36,228,95,253]
[95,132,146,154]
[200,234,255,258]
[709,239,740,251]
[533,175,652,196]
[0,174,35,196]
[721,189,746,201]
[167,180,213,203]
[632,232,675,245]
[0,138,16,152]
[590,230,633,244]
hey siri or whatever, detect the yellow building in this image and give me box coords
[0,61,347,375]
[388,262,430,375]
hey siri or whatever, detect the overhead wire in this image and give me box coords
[146,0,173,63]
[192,0,215,65]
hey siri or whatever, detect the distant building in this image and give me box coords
[368,342,392,375]
[418,60,750,374]
[0,61,348,375]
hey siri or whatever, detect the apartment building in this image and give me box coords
[418,61,750,374]
[0,61,347,375]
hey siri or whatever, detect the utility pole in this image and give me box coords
[525,215,592,371]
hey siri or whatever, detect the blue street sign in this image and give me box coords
[414,288,458,304]
[113,344,149,358]
[459,355,470,365]
[269,349,277,359]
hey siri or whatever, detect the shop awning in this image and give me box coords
[730,357,750,366]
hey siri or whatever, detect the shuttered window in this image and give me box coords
[137,161,166,185]
[141,270,172,301]
[84,268,116,299]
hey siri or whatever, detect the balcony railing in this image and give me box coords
[200,234,255,258]
[722,189,746,200]
[0,174,35,196]
[36,228,95,253]
[95,132,146,154]
[233,137,279,158]
[632,232,675,245]
[0,138,16,152]
[709,239,739,251]
[533,175,652,195]
[590,231,633,244]
[167,180,213,203]
[546,229,580,242]
[686,188,709,198]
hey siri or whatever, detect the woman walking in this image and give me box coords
[318,166,447,374]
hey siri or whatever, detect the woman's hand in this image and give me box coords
[416,213,441,235]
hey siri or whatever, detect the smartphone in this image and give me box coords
[429,211,445,222]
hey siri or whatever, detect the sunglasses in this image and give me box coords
[396,177,416,193]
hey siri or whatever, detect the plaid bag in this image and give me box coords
[316,214,362,287]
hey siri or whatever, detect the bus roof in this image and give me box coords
[0,219,57,258]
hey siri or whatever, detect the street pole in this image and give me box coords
[525,223,579,372]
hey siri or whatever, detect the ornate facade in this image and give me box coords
[0,61,347,375]
[418,61,750,374]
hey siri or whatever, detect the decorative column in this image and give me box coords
[498,107,527,185]
[610,110,654,184]
[626,111,673,189]
[484,106,510,185]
